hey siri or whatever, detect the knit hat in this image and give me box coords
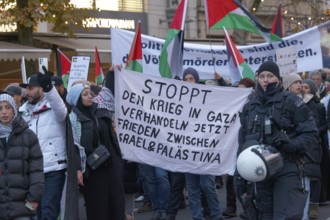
[66,84,88,106]
[302,79,318,96]
[0,93,18,119]
[183,67,199,83]
[257,61,281,80]
[5,84,22,96]
[282,73,302,90]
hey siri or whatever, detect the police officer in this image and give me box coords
[238,61,319,219]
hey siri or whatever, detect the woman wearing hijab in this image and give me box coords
[66,84,125,220]
[302,79,329,218]
[282,74,322,220]
[0,93,44,220]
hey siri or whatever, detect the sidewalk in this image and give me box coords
[78,189,330,220]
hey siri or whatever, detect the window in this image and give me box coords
[118,0,144,12]
[70,0,143,12]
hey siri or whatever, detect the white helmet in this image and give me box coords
[236,145,283,182]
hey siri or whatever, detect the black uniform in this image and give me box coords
[239,82,319,220]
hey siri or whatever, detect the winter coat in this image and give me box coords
[239,89,320,169]
[70,103,122,172]
[303,97,323,178]
[19,87,67,173]
[0,116,44,220]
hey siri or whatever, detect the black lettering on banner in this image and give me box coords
[194,124,222,134]
[167,132,220,148]
[156,144,189,160]
[191,151,221,164]
[141,41,162,50]
[122,90,144,106]
[118,114,189,130]
[278,39,298,48]
[224,125,230,134]
[119,132,158,152]
[117,118,160,138]
[141,79,212,104]
[189,107,201,118]
[142,79,152,94]
[119,133,146,150]
[149,99,183,115]
[206,112,237,124]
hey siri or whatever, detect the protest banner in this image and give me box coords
[276,45,297,77]
[112,21,330,81]
[115,68,252,175]
[67,56,90,90]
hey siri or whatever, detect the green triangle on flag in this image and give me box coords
[95,46,104,85]
[159,0,187,79]
[204,0,281,43]
[224,27,255,84]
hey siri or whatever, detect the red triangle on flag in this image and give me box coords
[126,21,143,69]
[57,49,71,76]
[205,0,238,28]
[170,0,187,30]
[95,46,104,84]
[271,4,283,37]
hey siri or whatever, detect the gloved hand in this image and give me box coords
[37,66,53,92]
[272,131,290,148]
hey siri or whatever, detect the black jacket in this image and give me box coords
[303,97,323,177]
[73,103,121,168]
[0,116,44,220]
[239,89,320,166]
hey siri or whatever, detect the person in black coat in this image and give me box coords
[238,61,319,219]
[0,93,44,220]
[66,83,125,220]
[302,79,329,218]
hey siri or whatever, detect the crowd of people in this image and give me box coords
[0,61,330,220]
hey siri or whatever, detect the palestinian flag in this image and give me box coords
[56,48,71,88]
[224,28,255,84]
[272,4,284,37]
[204,0,281,42]
[159,0,187,79]
[95,47,104,85]
[125,21,143,73]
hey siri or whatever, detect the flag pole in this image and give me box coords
[223,27,243,78]
[203,0,217,75]
[207,29,217,74]
[21,56,27,83]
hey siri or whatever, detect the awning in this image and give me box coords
[35,36,111,63]
[0,41,51,61]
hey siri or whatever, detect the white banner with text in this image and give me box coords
[115,69,252,175]
[111,21,330,81]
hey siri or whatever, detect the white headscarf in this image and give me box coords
[0,94,18,139]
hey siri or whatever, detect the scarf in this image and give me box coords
[256,82,283,104]
[0,123,12,139]
[76,98,99,148]
[25,97,48,114]
[92,87,115,112]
